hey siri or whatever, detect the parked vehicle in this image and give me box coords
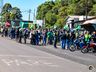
[81,43,96,53]
[69,39,84,52]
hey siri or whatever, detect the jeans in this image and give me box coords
[36,38,39,45]
[61,40,66,49]
[79,42,84,48]
[66,39,70,49]
[43,37,46,45]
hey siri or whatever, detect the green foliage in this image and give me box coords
[45,11,57,26]
[67,4,76,15]
[36,0,96,28]
[1,3,12,21]
[55,18,65,28]
[89,4,96,15]
[52,5,59,14]
[10,7,22,20]
[36,1,54,19]
[1,3,22,22]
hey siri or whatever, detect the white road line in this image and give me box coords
[1,58,59,67]
[1,59,13,66]
[14,59,20,66]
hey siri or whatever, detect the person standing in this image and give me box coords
[70,32,75,45]
[84,31,91,45]
[47,30,53,45]
[66,31,70,49]
[15,28,19,41]
[1,27,4,37]
[19,28,23,43]
[92,32,96,43]
[4,28,8,37]
[54,31,58,48]
[60,30,66,49]
[42,30,47,46]
[35,31,39,45]
[23,29,28,44]
[30,30,36,45]
[10,28,14,39]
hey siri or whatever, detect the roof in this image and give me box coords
[67,16,95,21]
[83,19,96,25]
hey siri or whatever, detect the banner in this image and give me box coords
[23,22,28,28]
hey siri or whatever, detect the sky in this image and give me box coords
[3,0,47,21]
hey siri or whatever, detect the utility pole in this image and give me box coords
[22,9,36,21]
[28,9,31,21]
[85,0,88,20]
[33,9,36,24]
[33,9,36,21]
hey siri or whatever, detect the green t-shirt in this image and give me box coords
[85,34,91,42]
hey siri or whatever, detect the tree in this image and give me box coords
[36,1,54,19]
[58,6,68,18]
[1,3,22,22]
[1,3,12,14]
[10,7,22,20]
[74,0,95,15]
[1,3,12,21]
[45,11,57,26]
[55,18,65,28]
[89,4,96,15]
[36,0,96,28]
[67,4,76,15]
[52,5,59,14]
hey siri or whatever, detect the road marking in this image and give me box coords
[33,61,40,65]
[0,58,59,67]
[14,59,20,66]
[0,54,59,67]
[20,61,32,66]
[1,59,13,66]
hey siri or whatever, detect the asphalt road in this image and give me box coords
[31,45,96,67]
[0,37,95,72]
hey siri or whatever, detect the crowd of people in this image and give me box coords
[0,26,96,52]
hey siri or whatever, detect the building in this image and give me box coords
[66,16,96,31]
